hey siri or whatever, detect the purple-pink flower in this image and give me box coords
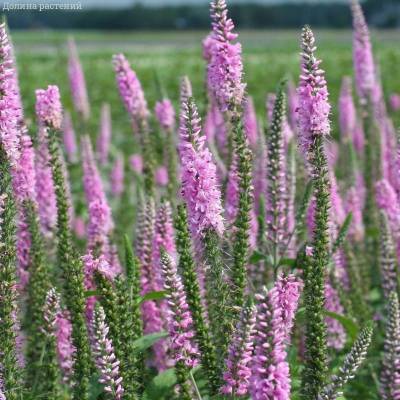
[110,154,124,197]
[208,0,245,112]
[155,99,175,131]
[389,93,400,112]
[67,37,90,120]
[113,53,149,133]
[325,281,346,350]
[129,154,143,174]
[91,305,124,399]
[250,274,302,400]
[221,305,256,397]
[0,22,21,165]
[179,92,224,238]
[244,96,258,148]
[155,166,169,187]
[56,311,75,383]
[296,26,330,155]
[35,126,57,237]
[161,251,199,369]
[97,103,112,165]
[62,111,78,163]
[338,77,356,141]
[351,0,375,103]
[35,85,63,130]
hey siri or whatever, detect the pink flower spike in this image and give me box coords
[130,154,143,174]
[62,111,78,163]
[155,166,169,187]
[155,99,175,131]
[296,26,330,156]
[208,0,245,112]
[35,85,63,130]
[351,0,375,103]
[389,93,400,112]
[97,103,112,165]
[110,154,124,197]
[113,53,149,133]
[338,77,356,141]
[244,96,258,148]
[179,92,224,238]
[67,37,90,120]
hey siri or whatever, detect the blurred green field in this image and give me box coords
[14,29,400,143]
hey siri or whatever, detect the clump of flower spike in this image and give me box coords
[67,37,90,121]
[0,22,20,166]
[379,212,399,299]
[221,304,256,397]
[318,324,373,400]
[380,292,400,400]
[113,53,149,133]
[0,145,22,399]
[208,0,245,112]
[250,274,302,400]
[97,103,112,165]
[41,84,91,399]
[161,251,199,399]
[297,25,331,399]
[91,305,124,400]
[350,0,375,103]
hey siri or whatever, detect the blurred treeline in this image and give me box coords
[6,0,400,30]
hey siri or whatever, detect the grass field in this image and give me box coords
[14,29,400,141]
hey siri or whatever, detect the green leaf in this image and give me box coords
[249,250,266,264]
[132,331,168,352]
[139,290,166,303]
[142,368,177,400]
[278,258,296,267]
[324,310,359,341]
[85,290,99,298]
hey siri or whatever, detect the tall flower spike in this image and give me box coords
[36,85,63,131]
[266,81,288,266]
[351,0,375,103]
[0,22,21,166]
[325,282,346,350]
[244,96,258,148]
[155,98,175,131]
[35,126,57,238]
[380,292,400,400]
[221,305,256,397]
[174,204,220,393]
[379,212,399,299]
[67,37,90,121]
[0,146,23,399]
[56,311,75,384]
[338,77,356,141]
[44,84,91,399]
[91,305,124,400]
[110,153,124,198]
[14,135,37,288]
[41,288,62,397]
[297,25,330,155]
[250,274,302,400]
[62,111,78,163]
[113,53,149,133]
[161,251,199,399]
[297,26,331,398]
[179,94,224,238]
[318,325,373,400]
[208,0,245,112]
[97,103,112,165]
